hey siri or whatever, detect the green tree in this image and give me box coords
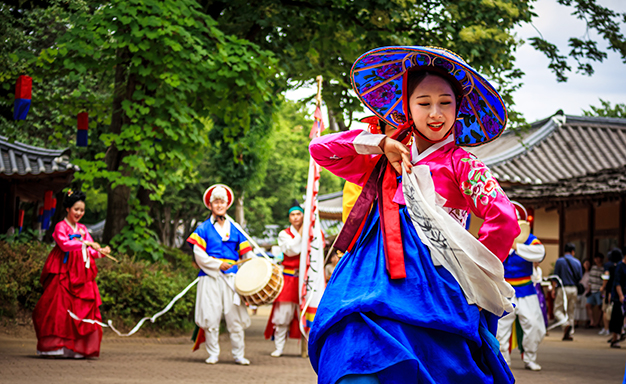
[583,99,626,118]
[1,0,277,258]
[242,100,344,236]
[200,0,533,129]
[529,0,626,82]
[3,0,624,254]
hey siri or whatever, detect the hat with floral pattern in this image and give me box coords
[350,46,507,147]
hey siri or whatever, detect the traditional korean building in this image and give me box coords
[0,136,76,234]
[468,113,626,269]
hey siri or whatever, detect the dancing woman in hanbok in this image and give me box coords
[308,47,520,384]
[33,191,110,358]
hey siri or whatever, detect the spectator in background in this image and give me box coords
[553,242,582,341]
[574,259,591,327]
[601,250,623,336]
[609,248,626,348]
[325,250,342,283]
[587,253,605,330]
[532,262,549,329]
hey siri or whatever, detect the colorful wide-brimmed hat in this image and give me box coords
[350,46,508,147]
[360,116,382,134]
[203,184,234,210]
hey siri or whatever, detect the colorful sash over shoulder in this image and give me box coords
[334,126,412,280]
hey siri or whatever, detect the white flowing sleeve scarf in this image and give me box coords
[402,166,515,316]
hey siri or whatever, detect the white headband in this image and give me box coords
[210,186,228,203]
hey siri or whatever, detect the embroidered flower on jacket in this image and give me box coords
[460,155,503,206]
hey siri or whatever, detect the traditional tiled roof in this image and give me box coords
[318,190,343,219]
[469,114,626,186]
[0,136,77,177]
[506,165,626,203]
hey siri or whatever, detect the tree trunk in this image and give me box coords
[169,210,182,248]
[327,108,348,131]
[234,190,245,225]
[103,48,132,244]
[162,205,171,247]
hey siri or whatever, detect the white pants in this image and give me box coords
[554,286,578,331]
[271,302,298,352]
[195,274,251,359]
[497,294,546,365]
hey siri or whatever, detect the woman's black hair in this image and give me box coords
[63,190,86,209]
[379,120,388,134]
[608,247,623,263]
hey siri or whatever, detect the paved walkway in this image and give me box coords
[1,309,625,383]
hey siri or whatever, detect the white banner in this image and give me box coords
[299,105,326,337]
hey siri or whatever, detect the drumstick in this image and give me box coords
[97,249,120,263]
[225,215,272,261]
[78,239,120,263]
[224,258,252,267]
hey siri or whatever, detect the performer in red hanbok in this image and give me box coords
[264,205,303,357]
[32,190,110,358]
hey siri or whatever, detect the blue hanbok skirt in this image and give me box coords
[309,203,514,384]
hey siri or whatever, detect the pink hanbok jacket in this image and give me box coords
[309,130,519,263]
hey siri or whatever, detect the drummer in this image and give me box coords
[496,201,546,371]
[264,204,303,357]
[187,184,255,365]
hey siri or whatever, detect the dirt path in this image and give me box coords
[1,311,624,383]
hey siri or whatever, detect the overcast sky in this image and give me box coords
[286,0,626,127]
[513,0,626,122]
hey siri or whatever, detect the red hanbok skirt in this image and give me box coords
[32,246,102,357]
[264,274,301,339]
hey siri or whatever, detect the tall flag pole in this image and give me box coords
[299,75,326,356]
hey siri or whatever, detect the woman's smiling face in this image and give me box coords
[66,201,85,225]
[408,74,457,143]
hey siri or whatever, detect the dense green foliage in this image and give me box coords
[1,0,277,257]
[245,101,344,235]
[0,240,199,333]
[583,99,626,119]
[1,0,623,257]
[204,0,535,128]
[529,0,626,82]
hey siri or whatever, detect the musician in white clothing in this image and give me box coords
[264,205,303,356]
[497,202,546,371]
[187,184,254,365]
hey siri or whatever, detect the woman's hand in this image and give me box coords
[90,242,101,251]
[100,246,111,255]
[380,137,412,174]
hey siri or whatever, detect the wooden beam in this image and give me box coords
[537,238,559,245]
[558,202,565,257]
[587,202,595,260]
[617,196,626,247]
